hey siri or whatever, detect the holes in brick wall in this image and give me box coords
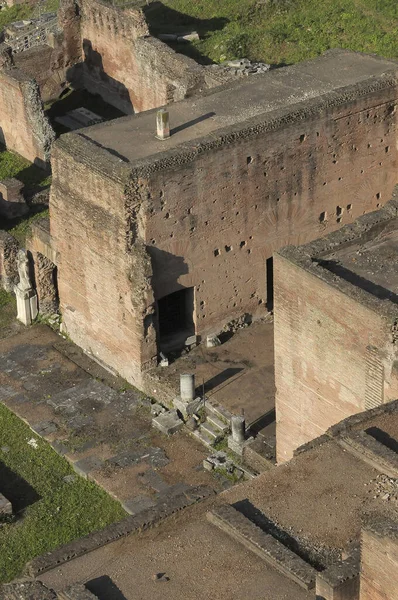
[319,211,327,223]
[170,233,174,238]
[247,249,252,254]
[247,156,254,165]
[225,245,232,253]
[190,227,195,233]
[316,131,320,137]
[240,241,246,248]
[336,206,343,217]
[347,204,352,212]
[385,146,390,153]
[360,169,364,174]
[187,208,192,214]
[151,239,156,244]
[376,193,381,200]
[214,249,220,257]
[323,182,327,186]
[165,212,170,219]
[367,143,372,148]
[338,177,343,181]
[221,216,225,221]
[299,134,306,143]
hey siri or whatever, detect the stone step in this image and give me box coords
[201,421,221,441]
[207,504,316,591]
[205,400,233,425]
[207,413,230,433]
[192,427,215,449]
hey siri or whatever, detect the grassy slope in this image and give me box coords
[158,0,398,64]
[0,404,125,582]
[0,289,16,330]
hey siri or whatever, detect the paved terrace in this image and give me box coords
[70,49,398,166]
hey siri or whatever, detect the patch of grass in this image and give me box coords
[149,0,398,65]
[8,209,49,245]
[0,0,59,30]
[0,404,126,583]
[0,289,16,330]
[0,149,51,193]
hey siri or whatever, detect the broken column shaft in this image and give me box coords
[231,415,246,443]
[156,108,170,140]
[180,373,195,401]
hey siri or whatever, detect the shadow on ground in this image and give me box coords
[0,460,41,513]
[85,575,128,599]
[143,1,229,64]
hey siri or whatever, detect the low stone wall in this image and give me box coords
[0,67,54,165]
[0,231,19,292]
[26,485,214,576]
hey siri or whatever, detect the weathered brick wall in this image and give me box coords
[144,86,398,337]
[49,137,157,386]
[273,251,398,463]
[0,231,19,292]
[360,526,398,600]
[69,0,203,114]
[51,76,398,388]
[0,68,54,165]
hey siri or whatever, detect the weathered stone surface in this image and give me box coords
[26,485,215,576]
[208,504,317,590]
[152,410,184,435]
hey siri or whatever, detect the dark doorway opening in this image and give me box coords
[158,287,195,352]
[266,257,274,311]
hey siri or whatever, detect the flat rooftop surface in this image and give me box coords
[323,224,398,300]
[80,50,397,164]
[224,438,398,553]
[41,503,312,600]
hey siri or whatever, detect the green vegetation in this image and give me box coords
[0,289,16,330]
[149,0,398,65]
[0,0,59,30]
[0,149,51,193]
[8,209,49,244]
[0,404,125,583]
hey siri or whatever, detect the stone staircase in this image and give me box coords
[192,401,231,448]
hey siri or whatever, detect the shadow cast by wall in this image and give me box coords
[144,1,229,65]
[0,460,41,514]
[86,575,127,600]
[67,40,134,115]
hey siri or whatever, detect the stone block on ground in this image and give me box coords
[72,455,103,478]
[122,495,156,516]
[152,409,184,434]
[0,492,12,515]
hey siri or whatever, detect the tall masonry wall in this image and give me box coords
[360,524,398,600]
[274,248,398,463]
[50,137,157,387]
[68,0,205,114]
[143,86,398,335]
[0,69,54,165]
[50,55,398,389]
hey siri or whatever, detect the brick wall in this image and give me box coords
[51,79,398,388]
[50,138,157,386]
[68,0,204,114]
[145,86,398,338]
[0,68,54,165]
[360,526,398,600]
[273,251,398,463]
[0,231,19,292]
